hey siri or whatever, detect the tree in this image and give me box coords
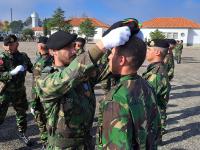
[62,21,72,32]
[0,22,3,31]
[2,21,10,34]
[22,28,34,37]
[43,18,51,36]
[22,28,34,41]
[79,18,96,41]
[10,20,23,34]
[48,7,66,30]
[150,29,166,40]
[24,16,32,26]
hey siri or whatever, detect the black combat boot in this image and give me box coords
[17,132,33,146]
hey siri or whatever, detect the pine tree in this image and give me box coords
[79,18,96,42]
[150,29,166,40]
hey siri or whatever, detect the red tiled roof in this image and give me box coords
[32,27,43,31]
[142,17,200,29]
[66,17,109,28]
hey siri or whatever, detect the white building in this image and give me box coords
[32,17,109,40]
[65,17,109,41]
[141,17,200,46]
[32,27,43,37]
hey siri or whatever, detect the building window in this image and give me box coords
[167,33,173,39]
[173,33,178,39]
[165,32,178,39]
[181,33,185,37]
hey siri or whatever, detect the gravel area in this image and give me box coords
[0,42,199,150]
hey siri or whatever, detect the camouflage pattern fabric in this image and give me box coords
[98,74,161,150]
[35,52,100,149]
[98,52,119,94]
[98,52,112,93]
[164,52,175,81]
[142,62,171,138]
[30,53,53,144]
[76,48,85,56]
[0,51,33,133]
[174,44,183,64]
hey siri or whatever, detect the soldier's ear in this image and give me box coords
[52,50,58,56]
[119,55,126,66]
[154,48,161,56]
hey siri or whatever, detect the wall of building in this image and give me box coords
[50,27,106,41]
[188,29,200,46]
[141,28,189,44]
[34,31,43,37]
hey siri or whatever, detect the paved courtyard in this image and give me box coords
[0,42,199,150]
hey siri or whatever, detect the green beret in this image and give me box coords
[47,30,77,50]
[166,39,176,45]
[148,39,169,48]
[38,36,48,44]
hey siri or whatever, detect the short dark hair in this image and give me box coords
[75,37,86,47]
[116,35,146,70]
[4,34,18,46]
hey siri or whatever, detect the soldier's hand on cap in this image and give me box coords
[10,65,25,76]
[102,26,131,49]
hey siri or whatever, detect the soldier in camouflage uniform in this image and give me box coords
[98,26,161,149]
[164,39,176,81]
[174,40,183,64]
[75,37,86,56]
[98,51,112,93]
[0,35,33,146]
[35,28,130,149]
[142,39,171,143]
[30,36,53,147]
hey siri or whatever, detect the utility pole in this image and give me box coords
[10,8,13,22]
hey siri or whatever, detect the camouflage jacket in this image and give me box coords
[31,53,53,103]
[174,44,183,55]
[142,62,171,109]
[76,48,85,56]
[35,50,108,148]
[32,53,53,86]
[98,74,161,150]
[163,52,175,81]
[0,51,33,92]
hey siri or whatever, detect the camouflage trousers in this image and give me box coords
[160,108,167,136]
[0,90,28,133]
[176,54,182,64]
[30,98,47,144]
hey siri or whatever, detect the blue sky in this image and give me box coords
[0,0,200,25]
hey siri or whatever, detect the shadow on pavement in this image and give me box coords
[170,90,200,100]
[162,122,200,145]
[0,113,41,148]
[167,104,178,107]
[167,106,200,125]
[172,84,200,91]
[181,57,200,64]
